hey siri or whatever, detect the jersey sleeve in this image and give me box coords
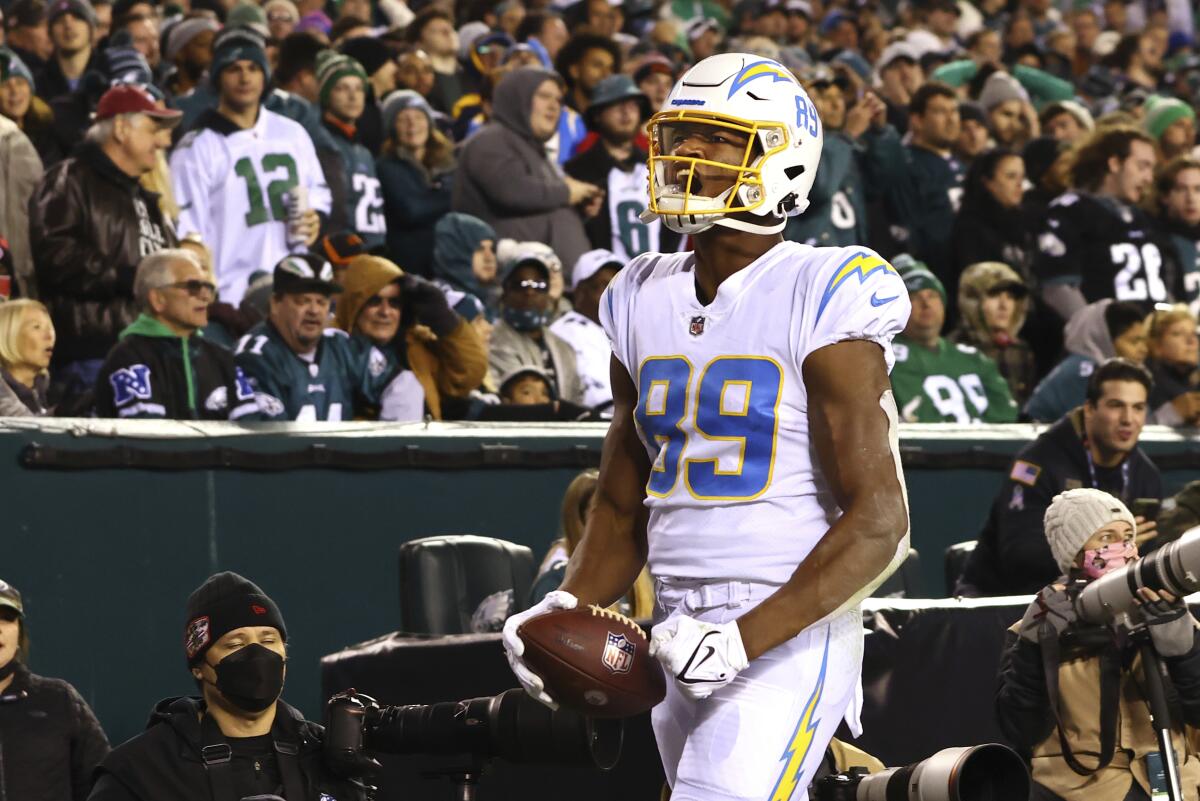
[1033,193,1084,286]
[798,247,911,372]
[233,334,290,421]
[170,131,216,243]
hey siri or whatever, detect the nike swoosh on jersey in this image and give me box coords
[816,251,898,322]
[870,293,899,307]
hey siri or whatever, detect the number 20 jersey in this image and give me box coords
[599,242,911,585]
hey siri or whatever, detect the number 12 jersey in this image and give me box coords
[599,242,911,585]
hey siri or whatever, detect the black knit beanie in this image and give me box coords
[184,572,287,667]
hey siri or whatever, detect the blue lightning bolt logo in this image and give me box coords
[768,628,831,801]
[815,250,897,323]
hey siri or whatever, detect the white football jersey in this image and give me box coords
[599,241,911,585]
[171,108,333,304]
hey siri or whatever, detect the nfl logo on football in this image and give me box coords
[602,632,635,674]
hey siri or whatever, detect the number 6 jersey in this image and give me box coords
[171,107,333,305]
[599,242,910,585]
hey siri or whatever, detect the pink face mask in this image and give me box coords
[1082,541,1138,579]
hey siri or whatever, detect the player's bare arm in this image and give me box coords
[559,354,652,607]
[735,339,909,661]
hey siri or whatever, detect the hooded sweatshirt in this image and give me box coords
[334,255,487,420]
[950,261,1037,405]
[431,212,500,317]
[452,67,591,270]
[94,314,261,420]
[1024,300,1115,423]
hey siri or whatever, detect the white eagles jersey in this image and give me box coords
[599,241,910,585]
[171,108,333,305]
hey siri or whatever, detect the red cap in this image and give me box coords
[95,84,183,126]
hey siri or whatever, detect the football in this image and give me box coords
[518,605,666,718]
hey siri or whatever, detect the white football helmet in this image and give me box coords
[643,52,824,236]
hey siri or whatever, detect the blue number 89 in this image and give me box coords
[794,95,820,139]
[635,356,783,500]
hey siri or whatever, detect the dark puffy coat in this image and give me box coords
[378,150,454,277]
[29,142,177,363]
[0,662,111,801]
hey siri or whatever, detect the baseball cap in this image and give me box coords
[684,15,719,41]
[571,249,623,291]
[0,580,22,617]
[877,41,918,71]
[273,253,342,295]
[785,0,812,17]
[95,84,183,126]
[6,0,47,30]
[633,57,674,86]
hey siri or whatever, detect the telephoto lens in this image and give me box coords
[854,744,1030,801]
[1076,527,1200,626]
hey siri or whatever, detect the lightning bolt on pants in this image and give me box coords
[651,578,864,801]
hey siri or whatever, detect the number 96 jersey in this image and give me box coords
[599,242,910,585]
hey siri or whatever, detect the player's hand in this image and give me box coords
[502,590,578,709]
[649,616,749,700]
[297,209,321,247]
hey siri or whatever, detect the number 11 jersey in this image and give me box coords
[171,107,333,304]
[599,242,911,585]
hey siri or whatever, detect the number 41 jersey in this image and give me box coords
[599,242,911,585]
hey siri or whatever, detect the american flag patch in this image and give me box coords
[1010,460,1041,487]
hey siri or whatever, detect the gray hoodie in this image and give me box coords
[452,68,590,272]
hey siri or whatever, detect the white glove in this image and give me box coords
[650,616,749,700]
[501,590,578,709]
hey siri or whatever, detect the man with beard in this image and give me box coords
[163,16,217,98]
[565,75,678,261]
[87,572,368,801]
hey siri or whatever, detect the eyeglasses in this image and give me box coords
[364,295,403,310]
[508,279,549,293]
[164,279,216,299]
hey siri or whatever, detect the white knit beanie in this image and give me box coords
[1043,488,1137,573]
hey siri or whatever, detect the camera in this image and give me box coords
[813,744,1029,801]
[1075,527,1200,628]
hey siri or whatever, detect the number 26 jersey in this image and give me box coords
[599,241,911,585]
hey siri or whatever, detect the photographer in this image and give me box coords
[996,490,1200,801]
[88,572,368,801]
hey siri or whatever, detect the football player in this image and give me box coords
[504,54,911,801]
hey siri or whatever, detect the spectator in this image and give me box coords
[332,254,487,420]
[0,46,61,166]
[454,67,597,272]
[1034,126,1169,322]
[1038,99,1094,145]
[874,41,921,135]
[94,250,261,420]
[1025,300,1149,423]
[951,148,1033,279]
[632,58,673,117]
[265,0,299,41]
[30,84,179,403]
[978,70,1039,151]
[890,256,1018,423]
[395,45,436,101]
[378,90,454,277]
[553,33,618,114]
[171,28,331,306]
[995,490,1200,801]
[47,44,152,157]
[1153,155,1200,317]
[548,249,621,409]
[488,254,583,405]
[951,262,1037,407]
[1143,93,1197,162]
[5,0,52,73]
[565,75,678,260]
[338,36,397,157]
[498,364,552,405]
[406,7,464,114]
[89,572,367,801]
[1143,304,1200,427]
[162,16,218,99]
[0,299,54,414]
[431,212,499,318]
[273,31,324,104]
[686,17,722,64]
[513,10,569,66]
[35,0,96,104]
[235,253,397,421]
[958,359,1161,596]
[497,239,568,320]
[954,102,990,167]
[121,13,158,72]
[0,89,42,298]
[0,578,111,801]
[316,51,385,250]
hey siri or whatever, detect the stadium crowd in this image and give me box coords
[0,0,1193,424]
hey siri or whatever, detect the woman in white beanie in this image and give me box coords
[997,488,1200,801]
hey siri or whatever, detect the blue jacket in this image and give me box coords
[1024,353,1094,423]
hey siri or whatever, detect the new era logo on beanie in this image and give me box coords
[183,571,287,666]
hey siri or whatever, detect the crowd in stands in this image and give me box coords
[0,0,1196,425]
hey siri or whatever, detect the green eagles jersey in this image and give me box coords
[234,321,394,421]
[329,131,385,250]
[890,334,1018,423]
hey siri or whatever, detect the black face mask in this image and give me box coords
[208,643,285,713]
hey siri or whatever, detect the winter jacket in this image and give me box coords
[1,367,50,414]
[430,212,499,317]
[1146,357,1200,426]
[88,696,366,801]
[950,261,1038,406]
[0,115,43,297]
[0,377,32,416]
[997,618,1200,800]
[489,318,584,405]
[950,191,1034,282]
[377,150,454,277]
[453,68,590,270]
[1025,300,1116,423]
[956,410,1162,596]
[32,52,98,105]
[0,661,110,801]
[29,142,178,364]
[94,314,262,420]
[333,255,487,419]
